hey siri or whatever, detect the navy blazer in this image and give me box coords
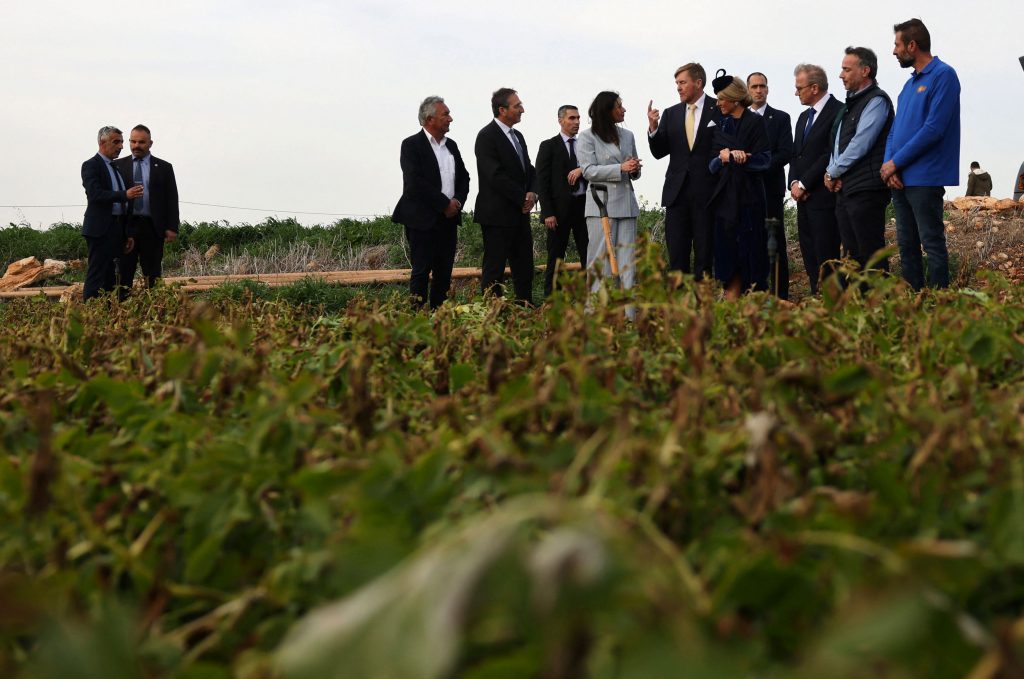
[115,154,180,236]
[392,131,470,231]
[648,94,722,208]
[81,154,128,238]
[788,95,843,209]
[536,133,583,221]
[760,105,793,198]
[473,120,536,228]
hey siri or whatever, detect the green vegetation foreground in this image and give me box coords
[2,263,1024,678]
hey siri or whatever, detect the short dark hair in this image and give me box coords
[674,63,706,88]
[746,72,768,86]
[557,105,578,120]
[132,124,152,136]
[491,88,517,118]
[970,161,980,169]
[894,18,931,53]
[844,46,878,80]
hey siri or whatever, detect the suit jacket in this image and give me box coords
[392,130,470,230]
[115,154,180,236]
[788,95,843,208]
[759,105,793,198]
[648,94,722,207]
[577,127,640,219]
[474,120,536,228]
[536,133,585,221]
[81,154,128,238]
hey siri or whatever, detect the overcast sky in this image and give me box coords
[2,0,1021,229]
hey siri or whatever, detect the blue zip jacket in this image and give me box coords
[884,56,960,187]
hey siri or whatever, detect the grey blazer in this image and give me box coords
[577,127,641,219]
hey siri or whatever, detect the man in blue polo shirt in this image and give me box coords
[880,18,960,290]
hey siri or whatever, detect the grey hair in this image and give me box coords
[793,64,828,92]
[97,125,122,142]
[557,104,578,120]
[418,96,445,126]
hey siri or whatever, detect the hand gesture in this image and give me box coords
[647,100,660,133]
[567,168,583,186]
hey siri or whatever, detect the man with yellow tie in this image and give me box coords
[648,63,723,280]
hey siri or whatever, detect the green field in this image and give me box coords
[2,242,1024,678]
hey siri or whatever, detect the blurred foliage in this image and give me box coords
[1,249,1024,677]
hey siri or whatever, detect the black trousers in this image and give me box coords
[796,201,841,295]
[765,193,789,299]
[544,196,587,296]
[118,215,165,295]
[665,188,714,280]
[835,190,890,272]
[480,220,534,305]
[405,221,458,309]
[83,220,124,301]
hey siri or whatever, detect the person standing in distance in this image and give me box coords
[788,64,843,295]
[964,162,992,197]
[648,63,721,280]
[536,105,589,297]
[392,96,471,309]
[747,72,793,298]
[823,47,894,276]
[881,18,961,290]
[474,87,538,305]
[115,124,180,293]
[81,126,143,301]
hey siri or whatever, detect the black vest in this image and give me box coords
[836,83,893,196]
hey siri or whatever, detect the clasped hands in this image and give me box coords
[879,160,904,189]
[719,148,749,164]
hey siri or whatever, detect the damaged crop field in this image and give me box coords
[2,253,1024,678]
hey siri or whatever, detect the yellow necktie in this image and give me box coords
[685,104,696,150]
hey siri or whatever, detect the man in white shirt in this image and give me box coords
[392,96,471,309]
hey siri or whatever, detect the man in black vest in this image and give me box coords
[536,105,588,297]
[824,47,894,275]
[789,64,843,295]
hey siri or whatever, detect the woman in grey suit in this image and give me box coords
[577,91,642,297]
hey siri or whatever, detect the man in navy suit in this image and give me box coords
[115,124,180,294]
[535,104,588,297]
[392,96,471,309]
[748,72,794,299]
[648,62,722,279]
[474,87,537,305]
[80,126,143,301]
[788,64,843,295]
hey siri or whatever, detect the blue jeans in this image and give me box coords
[892,186,948,289]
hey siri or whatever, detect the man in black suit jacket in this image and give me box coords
[474,87,537,304]
[535,104,588,297]
[81,125,143,301]
[648,62,722,279]
[392,96,471,309]
[748,72,794,299]
[115,124,180,294]
[788,64,843,295]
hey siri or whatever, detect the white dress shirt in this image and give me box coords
[423,128,456,200]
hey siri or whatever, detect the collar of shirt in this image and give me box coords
[494,118,515,137]
[913,56,940,78]
[559,132,576,143]
[422,128,447,149]
[751,104,766,116]
[687,96,705,117]
[133,153,151,167]
[809,93,831,116]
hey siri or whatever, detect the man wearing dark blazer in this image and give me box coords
[535,104,588,297]
[748,72,794,299]
[648,62,722,279]
[788,64,843,295]
[392,96,471,309]
[115,124,179,293]
[81,125,143,301]
[474,87,537,305]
